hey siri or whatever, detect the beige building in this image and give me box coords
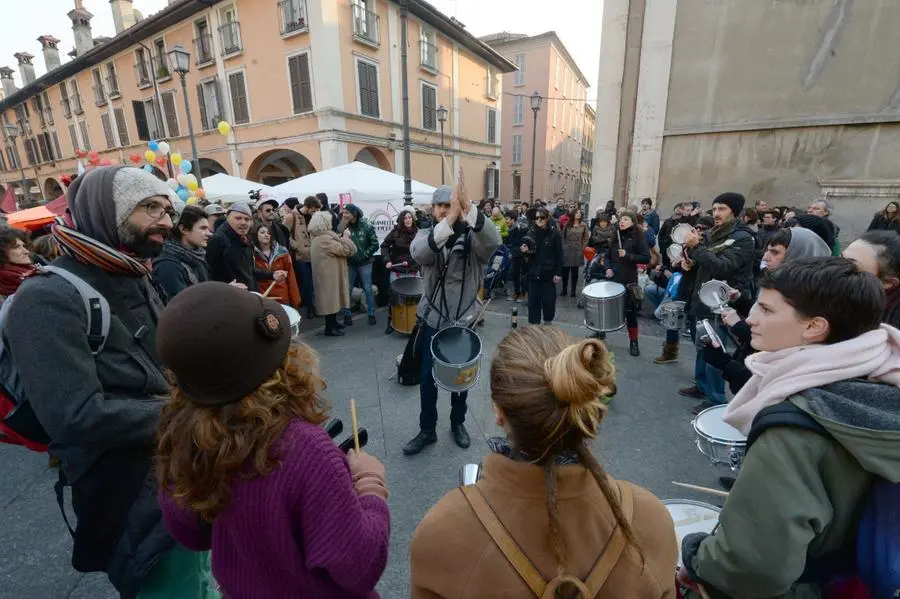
[0,0,514,207]
[481,31,592,205]
[592,0,900,242]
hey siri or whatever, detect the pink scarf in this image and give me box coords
[723,324,900,434]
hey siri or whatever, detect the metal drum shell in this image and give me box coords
[282,305,302,339]
[431,326,483,393]
[581,281,626,333]
[663,500,721,567]
[692,405,747,471]
[659,301,686,330]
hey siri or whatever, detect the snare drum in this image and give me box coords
[659,301,686,330]
[693,405,747,470]
[282,305,302,339]
[663,500,721,567]
[390,276,424,335]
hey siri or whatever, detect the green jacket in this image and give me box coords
[683,379,900,598]
[342,218,379,266]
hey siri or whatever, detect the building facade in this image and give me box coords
[481,31,592,205]
[0,0,514,207]
[592,0,900,242]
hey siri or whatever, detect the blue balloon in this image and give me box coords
[148,140,159,152]
[143,164,153,173]
[177,188,189,201]
[180,160,192,174]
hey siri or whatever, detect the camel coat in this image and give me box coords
[310,231,357,315]
[410,453,678,599]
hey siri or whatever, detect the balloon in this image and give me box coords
[129,153,142,165]
[170,152,182,166]
[217,121,231,136]
[155,156,168,167]
[100,159,112,166]
[176,174,189,186]
[179,160,192,174]
[187,181,199,191]
[143,164,154,173]
[157,141,170,155]
[148,140,159,152]
[184,174,197,187]
[195,188,205,199]
[166,178,179,190]
[177,188,189,201]
[144,150,156,162]
[186,196,198,205]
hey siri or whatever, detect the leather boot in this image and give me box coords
[653,342,679,364]
[451,424,471,448]
[402,430,437,455]
[629,339,640,357]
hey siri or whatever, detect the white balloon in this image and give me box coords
[185,174,198,186]
[166,177,179,190]
[177,174,189,186]
[158,141,170,155]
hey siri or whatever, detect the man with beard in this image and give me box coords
[679,192,756,413]
[4,167,214,595]
[255,197,292,250]
[207,202,286,291]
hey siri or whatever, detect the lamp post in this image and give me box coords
[529,91,542,202]
[167,44,202,186]
[436,104,448,185]
[5,123,29,207]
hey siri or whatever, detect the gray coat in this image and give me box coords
[412,210,500,329]
[561,223,589,267]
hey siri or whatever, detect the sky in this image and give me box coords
[0,0,602,103]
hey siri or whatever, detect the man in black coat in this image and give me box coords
[521,206,563,324]
[206,202,286,291]
[255,197,292,250]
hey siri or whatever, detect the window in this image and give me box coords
[132,99,161,141]
[161,91,180,137]
[484,167,498,200]
[512,171,521,200]
[135,48,151,87]
[0,152,6,172]
[514,54,525,86]
[36,135,51,162]
[356,59,379,118]
[279,0,308,35]
[512,95,524,125]
[78,120,91,150]
[218,5,242,56]
[42,91,53,125]
[100,113,116,148]
[92,69,106,106]
[32,96,44,127]
[486,107,497,144]
[420,28,437,72]
[512,134,522,164]
[194,19,214,65]
[23,138,37,165]
[114,107,130,146]
[287,53,313,114]
[59,83,71,118]
[485,67,497,99]
[70,81,83,115]
[197,79,222,130]
[68,123,78,152]
[51,131,62,158]
[351,0,380,46]
[154,38,170,79]
[228,71,250,125]
[421,82,436,131]
[106,63,120,97]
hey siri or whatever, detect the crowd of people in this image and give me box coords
[0,164,898,599]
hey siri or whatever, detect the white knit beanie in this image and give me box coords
[111,167,174,226]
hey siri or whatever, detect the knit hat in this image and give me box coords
[157,282,292,406]
[203,204,226,216]
[793,213,835,248]
[712,192,746,217]
[110,167,174,227]
[432,185,453,205]
[228,202,252,217]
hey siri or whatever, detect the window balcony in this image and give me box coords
[71,94,84,115]
[93,85,107,107]
[193,34,214,66]
[218,21,243,57]
[106,75,121,98]
[419,41,438,73]
[155,64,171,82]
[351,2,380,47]
[279,0,308,36]
[134,62,152,88]
[61,98,71,119]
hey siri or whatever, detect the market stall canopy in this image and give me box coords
[273,162,435,206]
[203,173,275,205]
[7,205,61,230]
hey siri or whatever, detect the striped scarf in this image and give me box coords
[52,224,151,277]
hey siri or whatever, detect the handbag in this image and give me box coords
[397,321,424,386]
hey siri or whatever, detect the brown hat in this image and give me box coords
[157,282,292,406]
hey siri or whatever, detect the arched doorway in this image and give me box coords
[199,158,228,179]
[246,149,316,186]
[353,146,391,171]
[43,177,64,201]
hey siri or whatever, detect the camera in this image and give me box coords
[248,189,262,202]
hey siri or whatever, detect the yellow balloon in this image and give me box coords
[186,197,198,205]
[144,150,156,162]
[187,181,199,191]
[217,121,232,136]
[171,152,183,166]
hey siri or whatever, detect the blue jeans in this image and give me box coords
[344,262,376,317]
[645,283,666,315]
[691,317,728,404]
[418,324,468,431]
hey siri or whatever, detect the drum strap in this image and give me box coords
[460,482,634,598]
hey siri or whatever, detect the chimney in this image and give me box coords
[68,0,94,57]
[38,35,61,72]
[14,52,36,86]
[0,67,17,97]
[110,0,138,35]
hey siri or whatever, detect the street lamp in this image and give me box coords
[5,123,29,207]
[436,104,448,184]
[167,44,202,186]
[529,91,542,202]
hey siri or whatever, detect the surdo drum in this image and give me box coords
[390,276,424,335]
[581,281,626,333]
[431,326,483,392]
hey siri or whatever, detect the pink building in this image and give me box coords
[482,31,592,205]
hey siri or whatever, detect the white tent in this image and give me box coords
[202,173,275,205]
[273,162,435,205]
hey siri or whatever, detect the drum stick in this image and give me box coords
[440,152,453,186]
[261,281,277,297]
[671,481,730,498]
[472,298,492,327]
[350,399,360,453]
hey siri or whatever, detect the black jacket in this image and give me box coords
[704,318,754,394]
[658,215,697,268]
[506,222,528,258]
[380,223,418,267]
[152,241,211,301]
[523,225,563,280]
[686,221,757,318]
[206,223,274,291]
[605,225,650,285]
[263,220,292,251]
[867,214,900,233]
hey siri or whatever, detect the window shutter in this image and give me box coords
[298,56,313,112]
[493,168,499,199]
[422,85,435,130]
[228,72,249,124]
[483,168,490,199]
[132,100,149,141]
[100,113,116,148]
[368,63,379,118]
[79,121,91,151]
[357,61,370,116]
[114,108,130,146]
[68,123,78,153]
[36,135,49,162]
[161,92,180,137]
[51,131,62,159]
[288,54,313,114]
[487,109,496,144]
[197,84,209,130]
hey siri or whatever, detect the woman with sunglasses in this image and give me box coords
[522,208,563,325]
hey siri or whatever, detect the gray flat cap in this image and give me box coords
[203,203,226,216]
[432,185,453,205]
[227,202,252,217]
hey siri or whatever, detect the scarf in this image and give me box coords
[706,219,736,247]
[723,324,900,434]
[0,263,37,296]
[254,243,289,268]
[160,238,206,267]
[53,224,151,277]
[487,437,580,466]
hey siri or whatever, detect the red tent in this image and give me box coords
[6,197,67,231]
[45,194,68,215]
[0,186,16,214]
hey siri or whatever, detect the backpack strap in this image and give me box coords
[583,482,634,596]
[746,401,828,451]
[43,265,110,355]
[460,485,547,597]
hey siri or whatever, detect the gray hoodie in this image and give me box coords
[784,227,832,262]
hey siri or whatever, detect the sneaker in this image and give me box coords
[678,385,706,399]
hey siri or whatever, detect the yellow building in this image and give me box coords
[0,0,515,206]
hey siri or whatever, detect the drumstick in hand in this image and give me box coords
[350,399,360,453]
[262,281,277,297]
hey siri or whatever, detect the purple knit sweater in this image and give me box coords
[158,419,391,598]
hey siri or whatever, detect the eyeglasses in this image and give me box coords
[142,201,177,221]
[535,215,547,221]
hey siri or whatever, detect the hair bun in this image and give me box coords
[543,339,615,406]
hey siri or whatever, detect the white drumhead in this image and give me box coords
[281,305,301,327]
[663,500,720,566]
[666,243,684,262]
[582,281,626,300]
[671,224,695,244]
[694,405,746,443]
